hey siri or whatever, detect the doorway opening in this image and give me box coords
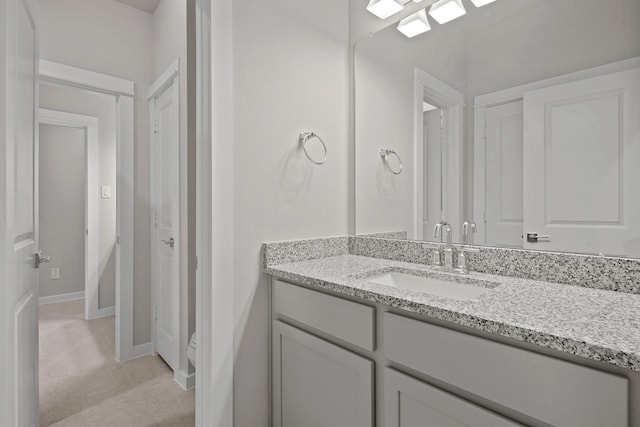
[413,68,464,242]
[38,107,106,320]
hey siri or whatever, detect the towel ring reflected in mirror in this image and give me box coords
[380,148,403,175]
[299,132,327,165]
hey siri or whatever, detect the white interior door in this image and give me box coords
[151,77,180,372]
[485,100,524,248]
[523,67,640,256]
[422,109,443,241]
[1,0,39,425]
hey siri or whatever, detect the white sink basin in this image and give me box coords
[367,272,492,301]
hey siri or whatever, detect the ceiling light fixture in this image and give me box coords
[428,0,466,24]
[470,0,498,6]
[397,9,431,38]
[366,0,404,19]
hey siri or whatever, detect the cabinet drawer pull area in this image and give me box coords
[273,280,375,351]
[383,312,628,427]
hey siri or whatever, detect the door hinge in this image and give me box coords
[483,210,487,223]
[153,120,159,134]
[484,123,487,141]
[195,255,198,271]
[154,306,158,321]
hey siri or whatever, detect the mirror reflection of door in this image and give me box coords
[422,103,443,242]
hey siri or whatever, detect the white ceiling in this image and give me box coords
[111,0,161,14]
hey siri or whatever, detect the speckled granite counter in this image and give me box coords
[265,253,640,372]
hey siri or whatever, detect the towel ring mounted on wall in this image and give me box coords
[299,132,327,165]
[380,148,403,175]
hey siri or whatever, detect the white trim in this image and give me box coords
[414,68,464,242]
[196,0,234,425]
[93,305,115,318]
[131,342,154,359]
[38,291,85,305]
[148,59,180,100]
[39,60,137,362]
[38,108,102,320]
[174,370,196,391]
[474,56,640,108]
[40,59,134,96]
[472,57,640,246]
[149,62,181,373]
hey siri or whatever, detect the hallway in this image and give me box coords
[39,300,195,426]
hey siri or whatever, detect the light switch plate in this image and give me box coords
[51,268,60,280]
[101,185,112,199]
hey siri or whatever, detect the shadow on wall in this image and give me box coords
[277,143,314,203]
[377,161,398,202]
[99,244,117,309]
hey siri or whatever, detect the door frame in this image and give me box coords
[37,108,108,319]
[473,56,640,246]
[148,59,183,384]
[196,0,234,425]
[39,59,137,362]
[413,68,464,242]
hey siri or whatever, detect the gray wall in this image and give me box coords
[39,0,154,345]
[39,84,117,307]
[232,0,350,424]
[39,124,85,298]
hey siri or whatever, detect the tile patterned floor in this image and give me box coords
[39,299,195,427]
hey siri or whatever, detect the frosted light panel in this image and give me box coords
[470,0,498,6]
[398,10,431,38]
[428,0,466,24]
[367,0,403,19]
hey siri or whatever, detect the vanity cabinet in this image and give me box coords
[384,368,523,427]
[271,279,631,427]
[383,312,628,427]
[272,280,375,427]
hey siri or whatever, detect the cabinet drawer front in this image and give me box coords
[273,321,374,427]
[383,312,628,427]
[273,280,375,351]
[384,368,523,427]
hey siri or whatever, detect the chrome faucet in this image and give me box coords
[462,221,477,244]
[433,220,451,244]
[433,221,453,270]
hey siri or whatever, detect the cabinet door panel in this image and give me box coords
[273,321,374,427]
[385,368,523,427]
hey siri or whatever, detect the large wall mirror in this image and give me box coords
[354,0,640,258]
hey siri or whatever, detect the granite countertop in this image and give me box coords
[265,254,640,372]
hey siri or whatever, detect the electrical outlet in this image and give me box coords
[50,268,60,280]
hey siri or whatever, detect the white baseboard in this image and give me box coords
[87,306,115,320]
[131,342,154,359]
[39,291,85,305]
[174,370,196,390]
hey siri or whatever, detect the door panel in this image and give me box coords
[485,101,523,248]
[524,67,640,256]
[272,321,373,427]
[1,0,39,425]
[422,109,442,241]
[384,368,522,427]
[152,78,179,371]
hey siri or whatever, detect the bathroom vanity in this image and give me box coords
[264,237,640,427]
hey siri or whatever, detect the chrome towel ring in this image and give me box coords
[380,148,403,175]
[299,132,327,165]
